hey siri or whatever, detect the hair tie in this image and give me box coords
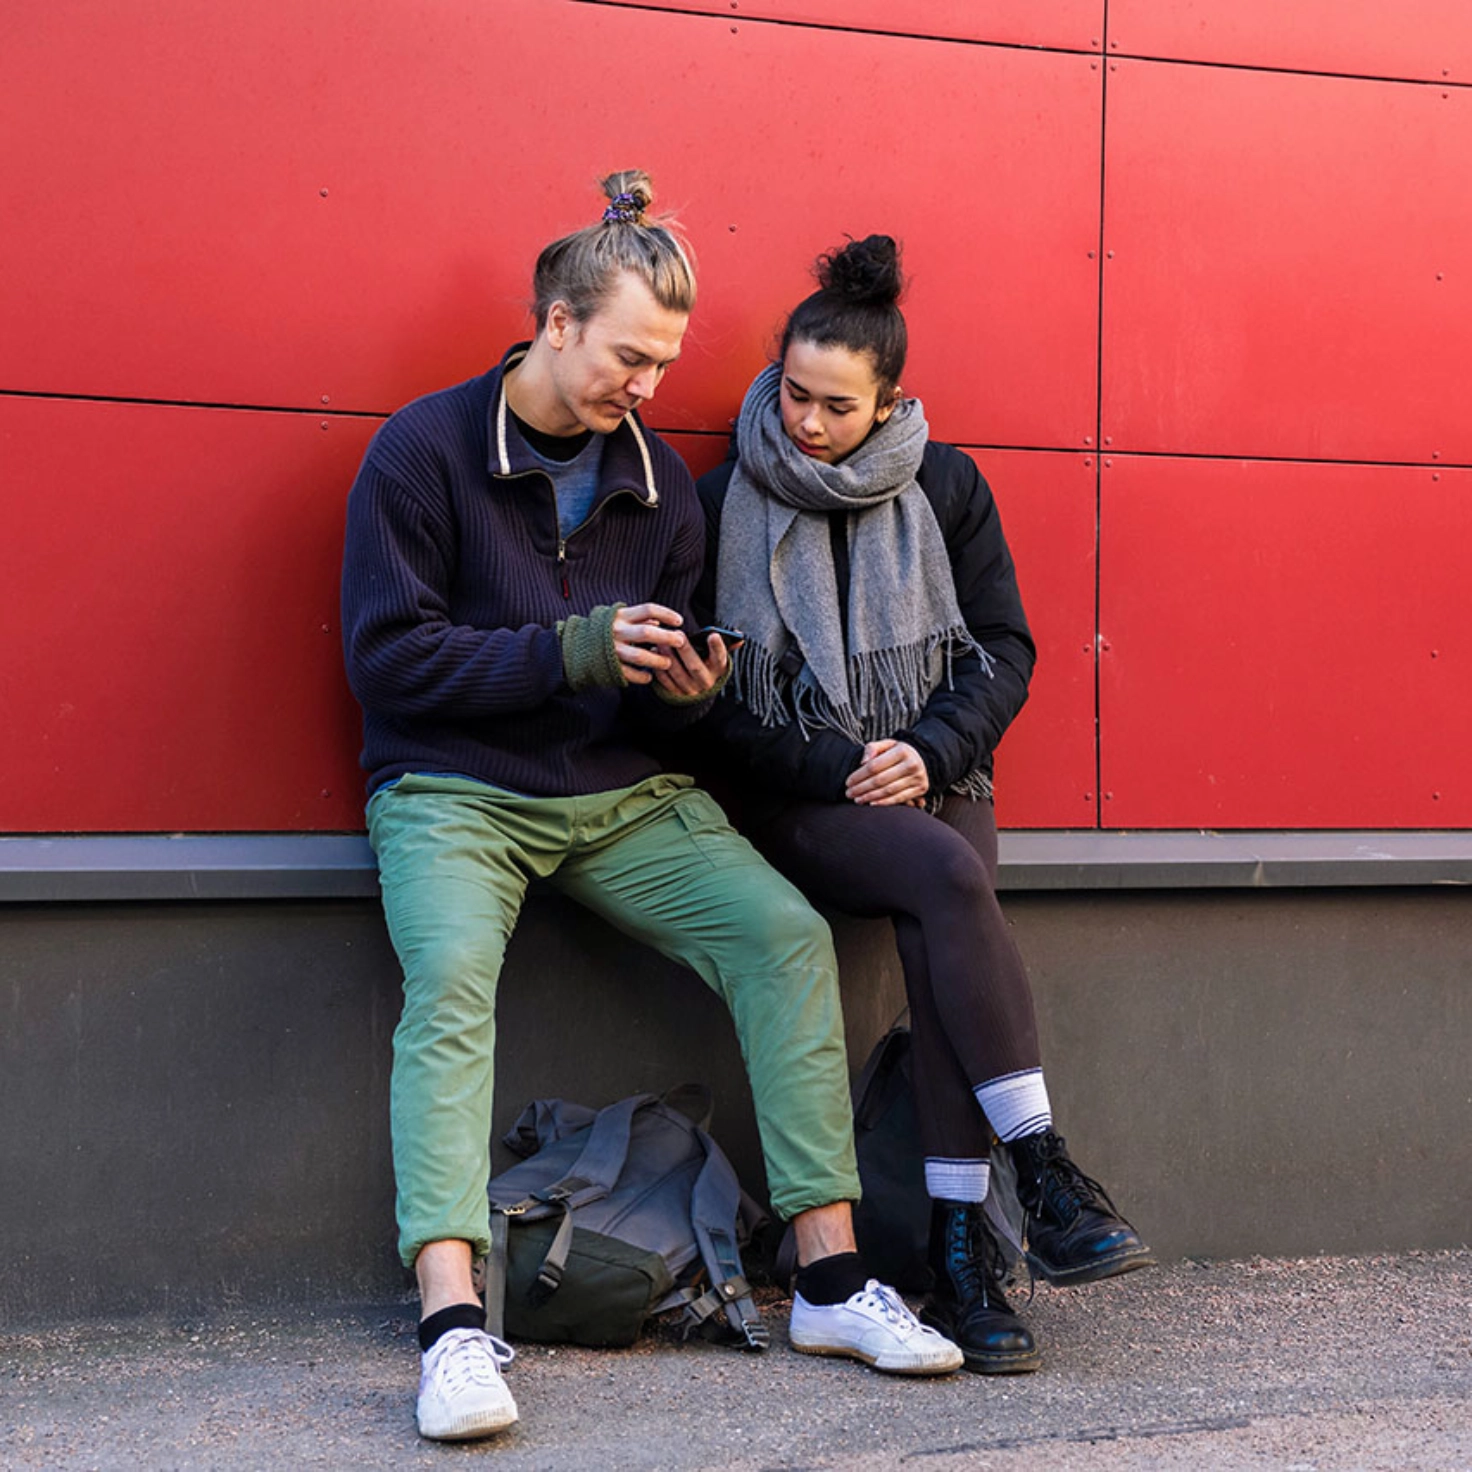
[602,192,642,224]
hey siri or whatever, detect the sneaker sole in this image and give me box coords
[1027,1245,1156,1288]
[418,1402,519,1441]
[789,1338,963,1376]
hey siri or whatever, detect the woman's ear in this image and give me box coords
[875,385,903,423]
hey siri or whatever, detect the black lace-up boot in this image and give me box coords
[1009,1130,1155,1286]
[920,1201,1040,1374]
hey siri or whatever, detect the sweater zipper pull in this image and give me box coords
[557,539,570,599]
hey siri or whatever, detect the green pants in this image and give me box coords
[367,771,859,1267]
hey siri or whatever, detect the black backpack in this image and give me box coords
[774,1020,1026,1292]
[483,1086,769,1351]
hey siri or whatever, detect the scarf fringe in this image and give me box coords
[732,629,995,745]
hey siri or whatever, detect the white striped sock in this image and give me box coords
[974,1069,1053,1142]
[924,1156,991,1203]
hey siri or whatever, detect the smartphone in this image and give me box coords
[691,624,746,656]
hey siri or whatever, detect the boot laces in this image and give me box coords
[949,1206,1013,1308]
[1031,1132,1118,1222]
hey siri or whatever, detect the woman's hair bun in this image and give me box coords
[815,234,904,307]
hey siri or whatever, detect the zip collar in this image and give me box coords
[489,344,659,506]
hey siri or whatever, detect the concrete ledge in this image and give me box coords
[4,829,1471,902]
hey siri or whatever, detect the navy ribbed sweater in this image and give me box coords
[341,345,707,800]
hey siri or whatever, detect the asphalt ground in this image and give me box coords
[4,1250,1470,1470]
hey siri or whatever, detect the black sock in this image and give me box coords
[418,1301,486,1353]
[795,1251,869,1306]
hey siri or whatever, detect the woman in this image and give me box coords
[695,235,1152,1374]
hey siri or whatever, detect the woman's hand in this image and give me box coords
[612,603,688,685]
[845,739,930,806]
[653,629,731,699]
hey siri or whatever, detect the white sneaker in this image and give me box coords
[416,1327,519,1441]
[789,1278,964,1375]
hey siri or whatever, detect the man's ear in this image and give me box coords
[545,300,575,350]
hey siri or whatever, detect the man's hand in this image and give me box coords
[612,603,688,685]
[654,629,731,700]
[845,739,930,807]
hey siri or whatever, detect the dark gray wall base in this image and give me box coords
[2,885,1468,1324]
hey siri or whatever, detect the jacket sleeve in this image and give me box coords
[341,457,566,719]
[896,447,1036,792]
[690,464,864,800]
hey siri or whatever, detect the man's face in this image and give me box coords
[544,271,689,435]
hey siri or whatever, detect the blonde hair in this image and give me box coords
[531,170,697,331]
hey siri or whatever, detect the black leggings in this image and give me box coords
[750,794,1041,1163]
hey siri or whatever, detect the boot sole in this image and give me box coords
[1027,1246,1156,1288]
[960,1343,1042,1375]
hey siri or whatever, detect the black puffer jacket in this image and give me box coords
[692,439,1036,806]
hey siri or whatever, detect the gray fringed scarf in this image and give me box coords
[717,364,993,771]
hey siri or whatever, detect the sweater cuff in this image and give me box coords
[558,605,626,691]
[653,661,732,707]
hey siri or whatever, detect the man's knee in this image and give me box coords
[744,881,836,973]
[398,933,506,1022]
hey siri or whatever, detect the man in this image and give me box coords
[342,172,962,1443]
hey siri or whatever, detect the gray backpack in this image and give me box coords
[483,1087,769,1351]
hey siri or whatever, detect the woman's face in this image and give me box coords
[779,339,897,465]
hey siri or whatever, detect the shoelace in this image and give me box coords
[431,1330,516,1393]
[948,1209,1019,1310]
[855,1280,923,1335]
[1030,1133,1118,1220]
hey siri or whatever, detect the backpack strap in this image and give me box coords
[485,1093,658,1336]
[676,1124,769,1350]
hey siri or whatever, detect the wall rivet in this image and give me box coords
[321,421,329,431]
[319,188,329,198]
[1083,435,1094,446]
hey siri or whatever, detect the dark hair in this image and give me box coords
[531,170,697,332]
[780,235,908,400]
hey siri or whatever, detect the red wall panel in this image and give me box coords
[966,451,1098,830]
[1102,61,1472,465]
[595,1,1105,52]
[0,0,1101,451]
[0,398,370,832]
[1109,0,1472,84]
[1099,457,1472,829]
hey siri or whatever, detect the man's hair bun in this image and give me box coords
[600,169,654,225]
[815,235,904,308]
